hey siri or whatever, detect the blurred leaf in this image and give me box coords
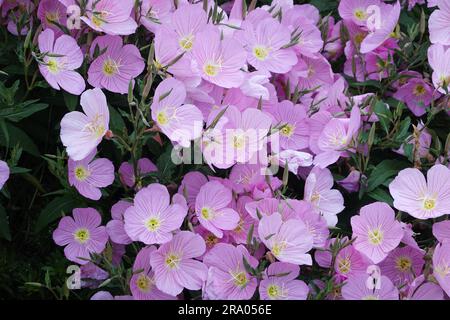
[0,122,39,156]
[157,147,176,182]
[374,101,392,134]
[367,160,409,192]
[367,188,394,206]
[63,92,78,111]
[0,102,48,122]
[35,195,80,233]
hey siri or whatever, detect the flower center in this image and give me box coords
[84,114,106,139]
[337,257,351,274]
[413,84,426,96]
[47,58,60,74]
[203,63,220,77]
[232,134,245,149]
[354,9,367,21]
[179,35,194,51]
[231,271,248,288]
[395,256,412,272]
[253,46,269,61]
[145,217,161,232]
[74,228,90,244]
[92,11,108,27]
[423,198,436,210]
[165,253,181,269]
[267,284,281,299]
[368,228,384,245]
[201,207,213,220]
[272,241,287,257]
[205,233,218,247]
[280,124,295,137]
[156,111,169,125]
[136,274,154,292]
[435,261,450,278]
[74,165,90,181]
[102,59,119,76]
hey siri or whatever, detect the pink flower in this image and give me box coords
[106,200,132,245]
[130,246,175,300]
[282,9,323,58]
[195,181,240,238]
[429,0,450,45]
[432,241,450,297]
[245,198,297,222]
[139,0,172,33]
[53,208,108,265]
[88,35,144,94]
[150,231,208,296]
[81,0,137,35]
[269,101,309,151]
[379,246,425,286]
[68,150,114,201]
[178,171,208,210]
[288,55,334,90]
[338,0,382,27]
[289,200,329,248]
[360,1,401,54]
[389,164,450,219]
[259,262,309,300]
[393,78,434,116]
[258,212,314,265]
[167,3,207,53]
[433,220,450,243]
[191,27,247,88]
[351,202,404,264]
[238,18,297,73]
[334,244,369,279]
[38,29,85,95]
[428,44,450,93]
[119,158,157,188]
[229,196,255,244]
[0,160,10,190]
[202,105,272,169]
[313,106,361,168]
[405,275,444,300]
[37,0,67,33]
[203,243,258,300]
[341,274,399,300]
[151,78,203,147]
[60,88,110,161]
[303,166,345,227]
[124,183,187,244]
[338,170,361,193]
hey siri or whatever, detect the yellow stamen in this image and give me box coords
[253,46,269,61]
[74,228,90,244]
[368,228,383,245]
[74,165,90,181]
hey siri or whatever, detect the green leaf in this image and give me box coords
[157,147,176,182]
[63,92,78,111]
[374,101,392,134]
[35,195,80,232]
[0,122,39,156]
[367,188,394,206]
[108,105,126,134]
[367,160,409,192]
[0,102,48,122]
[0,203,11,241]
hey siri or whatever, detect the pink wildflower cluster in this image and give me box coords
[1,0,444,300]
